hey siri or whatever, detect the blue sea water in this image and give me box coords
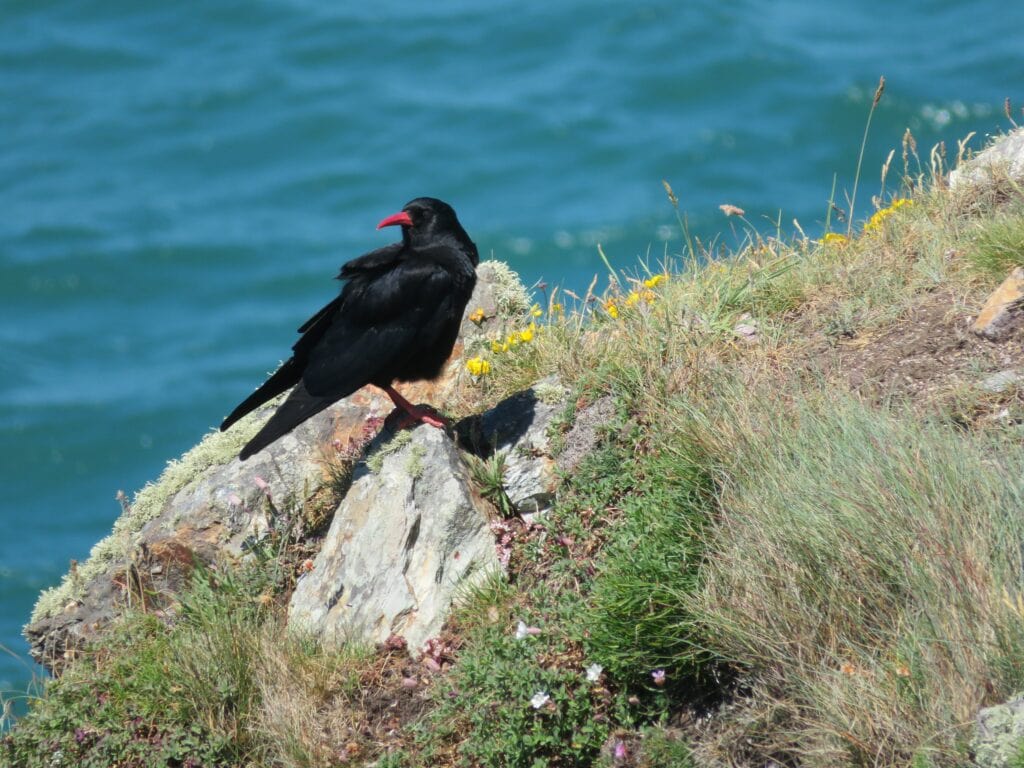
[2,0,1023,712]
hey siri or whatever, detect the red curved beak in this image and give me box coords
[376,211,414,230]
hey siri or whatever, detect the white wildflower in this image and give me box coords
[530,691,550,709]
[514,620,541,640]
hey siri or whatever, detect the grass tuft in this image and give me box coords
[968,210,1024,277]
[690,388,1024,766]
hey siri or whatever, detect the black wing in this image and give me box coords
[301,255,459,396]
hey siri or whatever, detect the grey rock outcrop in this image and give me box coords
[458,376,568,516]
[286,376,573,651]
[24,395,373,670]
[24,259,593,669]
[972,267,1024,342]
[25,260,533,671]
[974,695,1024,768]
[951,128,1024,189]
[287,426,499,650]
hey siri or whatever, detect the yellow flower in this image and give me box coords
[519,327,534,343]
[643,274,666,289]
[864,198,913,233]
[864,209,889,232]
[468,307,486,325]
[625,291,641,307]
[823,232,848,245]
[605,300,619,319]
[530,303,543,318]
[506,333,519,348]
[466,357,491,376]
[551,303,564,315]
[490,339,503,353]
[642,289,656,303]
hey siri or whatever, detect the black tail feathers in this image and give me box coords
[220,359,302,433]
[236,382,336,460]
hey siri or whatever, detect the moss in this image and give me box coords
[405,443,427,480]
[365,429,414,474]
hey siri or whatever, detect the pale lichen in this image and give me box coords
[533,378,568,405]
[29,399,277,624]
[479,260,531,317]
[972,696,1024,768]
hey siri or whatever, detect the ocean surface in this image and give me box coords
[3,0,1023,714]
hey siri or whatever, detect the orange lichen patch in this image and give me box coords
[972,266,1024,340]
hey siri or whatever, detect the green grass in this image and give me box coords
[583,444,713,685]
[968,209,1024,277]
[5,559,274,767]
[410,420,693,766]
[628,726,694,768]
[412,612,630,767]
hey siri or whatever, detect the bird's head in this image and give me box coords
[377,198,477,265]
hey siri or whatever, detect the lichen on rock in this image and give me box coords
[29,404,275,625]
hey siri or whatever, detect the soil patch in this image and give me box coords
[810,291,1024,408]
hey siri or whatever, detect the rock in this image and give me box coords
[980,369,1023,394]
[287,426,499,650]
[25,258,562,670]
[974,695,1024,768]
[25,260,529,672]
[972,267,1024,341]
[734,322,758,342]
[25,397,376,672]
[950,129,1024,190]
[283,377,572,654]
[458,376,568,516]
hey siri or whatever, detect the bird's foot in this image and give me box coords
[384,404,449,432]
[379,385,449,431]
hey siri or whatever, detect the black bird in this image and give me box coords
[221,197,478,460]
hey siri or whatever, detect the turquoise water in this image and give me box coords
[3,0,1023,708]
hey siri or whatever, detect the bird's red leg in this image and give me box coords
[380,385,448,429]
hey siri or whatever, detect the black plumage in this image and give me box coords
[221,197,478,460]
